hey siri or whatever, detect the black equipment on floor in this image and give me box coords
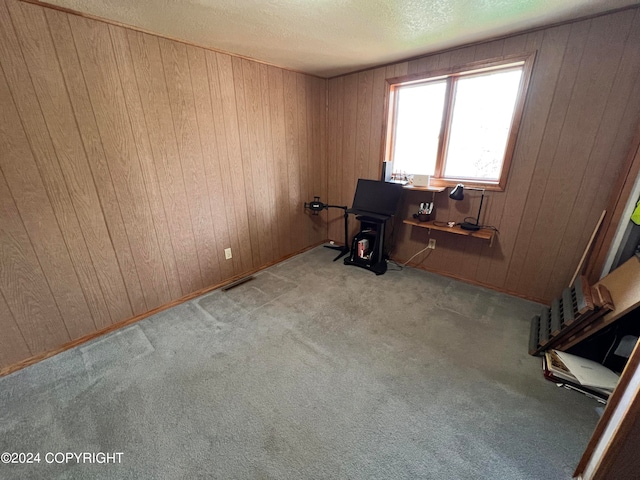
[304,196,350,261]
[343,179,403,275]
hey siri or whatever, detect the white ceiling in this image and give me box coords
[42,0,639,77]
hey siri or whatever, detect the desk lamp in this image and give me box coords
[449,183,485,231]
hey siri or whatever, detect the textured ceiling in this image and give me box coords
[41,0,639,77]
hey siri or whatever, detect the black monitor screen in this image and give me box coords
[351,179,403,216]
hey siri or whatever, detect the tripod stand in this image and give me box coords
[304,196,349,261]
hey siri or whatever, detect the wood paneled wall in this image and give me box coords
[0,0,326,368]
[327,7,640,303]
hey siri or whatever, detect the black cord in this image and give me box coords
[480,225,500,234]
[384,216,398,258]
[602,326,619,365]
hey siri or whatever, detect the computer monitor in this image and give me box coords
[350,179,403,217]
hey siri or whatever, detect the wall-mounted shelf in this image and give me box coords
[402,184,445,193]
[403,219,495,245]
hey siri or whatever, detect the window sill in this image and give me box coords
[401,184,445,192]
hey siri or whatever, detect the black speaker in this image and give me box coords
[381,161,393,182]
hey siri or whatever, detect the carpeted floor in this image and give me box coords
[0,246,600,479]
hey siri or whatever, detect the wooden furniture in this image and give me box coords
[572,256,640,479]
[573,339,640,479]
[401,184,445,193]
[587,256,640,337]
[403,219,495,244]
[528,277,614,356]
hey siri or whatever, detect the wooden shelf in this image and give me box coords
[403,219,495,241]
[402,184,445,192]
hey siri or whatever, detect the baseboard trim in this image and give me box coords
[0,241,326,378]
[392,257,547,305]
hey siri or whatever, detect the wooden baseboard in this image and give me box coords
[393,257,547,305]
[0,241,326,378]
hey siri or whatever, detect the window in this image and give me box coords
[384,54,535,190]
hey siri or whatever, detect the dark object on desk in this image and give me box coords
[304,196,349,261]
[348,179,403,219]
[449,183,485,231]
[344,179,403,275]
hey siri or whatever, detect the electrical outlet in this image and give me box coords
[224,247,232,260]
[428,239,436,249]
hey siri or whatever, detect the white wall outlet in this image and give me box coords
[428,239,436,249]
[224,247,232,260]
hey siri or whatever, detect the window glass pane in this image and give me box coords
[391,80,447,176]
[444,68,522,180]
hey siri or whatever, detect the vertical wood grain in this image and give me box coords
[0,290,30,367]
[69,15,171,310]
[126,31,203,295]
[283,70,304,249]
[259,63,282,256]
[0,0,96,339]
[11,1,131,328]
[296,73,311,247]
[268,66,293,256]
[187,45,235,280]
[216,53,254,273]
[160,38,222,287]
[231,57,260,266]
[517,11,633,299]
[0,162,70,353]
[342,74,359,239]
[545,9,640,298]
[240,58,274,265]
[204,51,244,274]
[45,11,147,316]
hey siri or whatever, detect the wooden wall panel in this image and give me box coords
[0,291,30,367]
[327,7,640,303]
[160,38,222,288]
[260,64,281,256]
[283,71,304,249]
[204,51,244,273]
[69,15,171,311]
[0,0,326,369]
[107,25,183,303]
[10,2,131,328]
[0,167,70,354]
[45,12,147,316]
[231,56,262,268]
[216,53,254,273]
[516,11,635,300]
[186,46,235,281]
[126,31,203,296]
[269,67,293,257]
[0,1,97,339]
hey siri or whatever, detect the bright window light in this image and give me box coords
[384,54,533,190]
[444,68,523,180]
[392,80,446,176]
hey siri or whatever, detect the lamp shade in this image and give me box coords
[449,183,465,201]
